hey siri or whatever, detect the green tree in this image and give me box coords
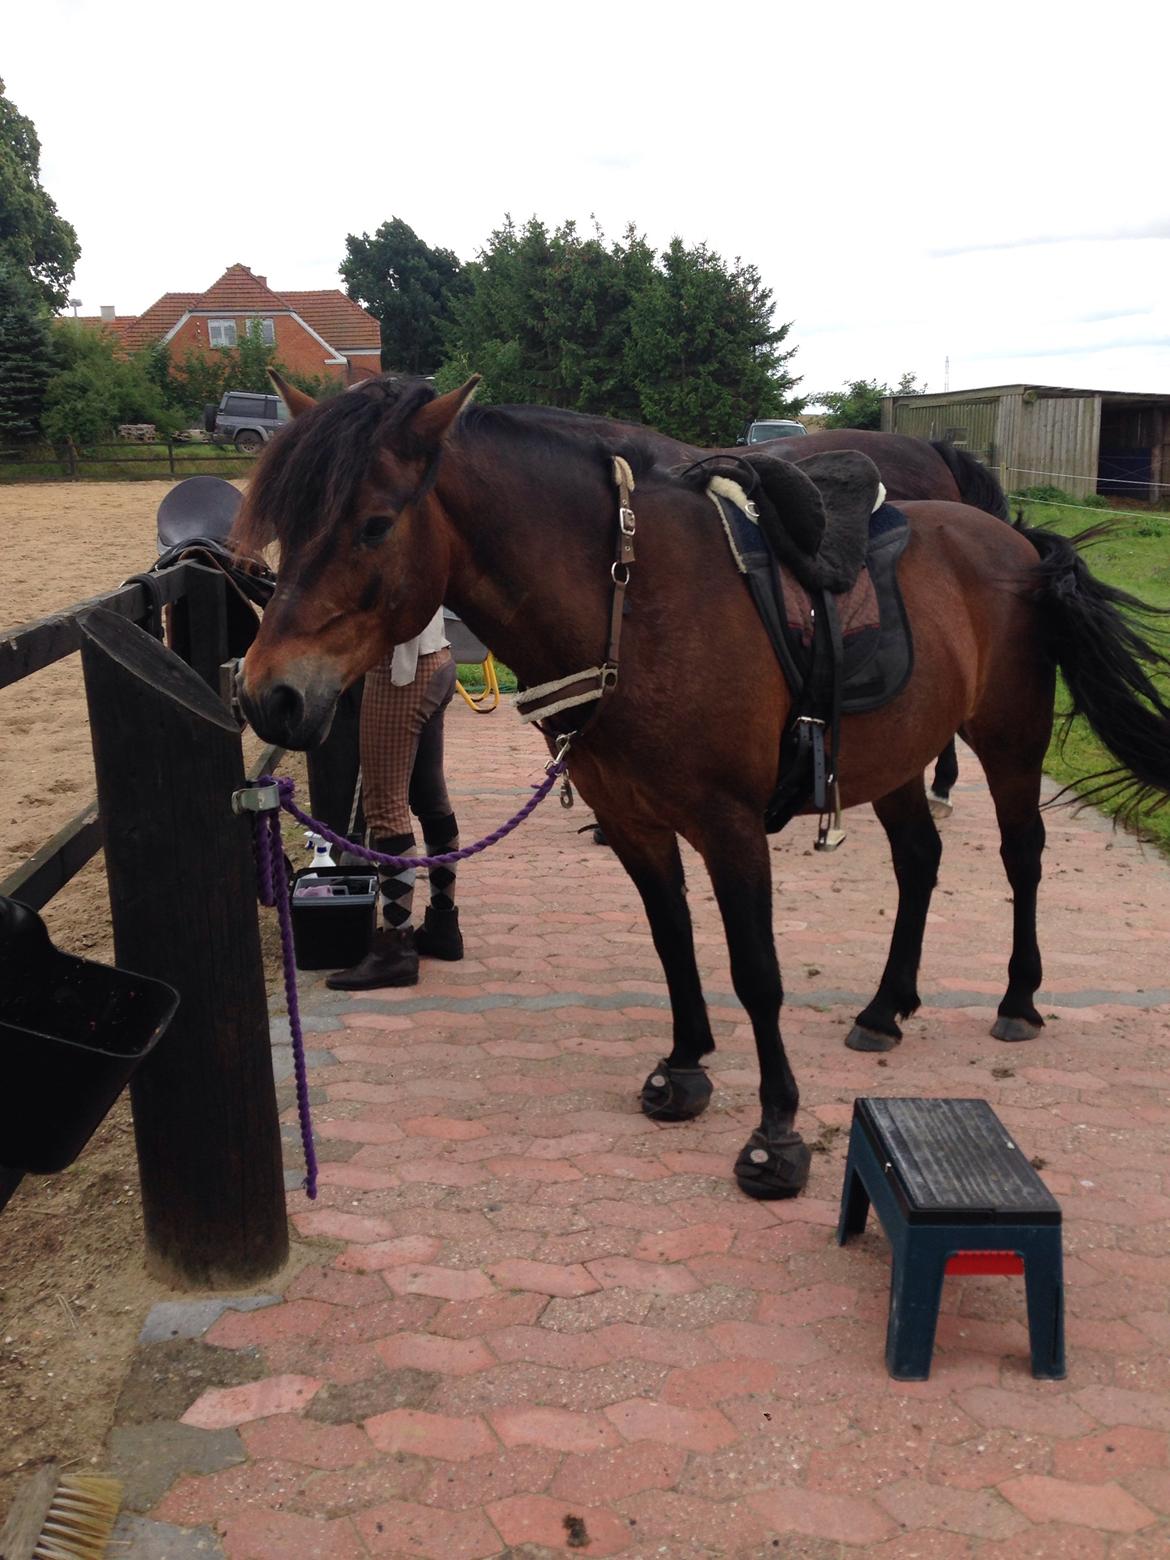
[342,217,469,375]
[817,378,888,430]
[0,79,80,310]
[0,260,52,440]
[42,324,182,444]
[625,239,802,445]
[439,217,658,417]
[895,371,926,395]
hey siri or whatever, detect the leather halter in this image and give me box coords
[513,455,637,759]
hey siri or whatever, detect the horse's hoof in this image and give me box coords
[845,1023,902,1053]
[991,1014,1044,1043]
[640,1062,712,1122]
[735,1128,811,1199]
[928,791,954,821]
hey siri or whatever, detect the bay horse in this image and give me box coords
[504,408,1012,817]
[236,376,1170,1199]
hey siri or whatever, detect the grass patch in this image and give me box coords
[457,660,517,694]
[1014,496,1170,853]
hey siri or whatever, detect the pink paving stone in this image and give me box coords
[999,1475,1157,1534]
[180,1374,322,1429]
[585,1257,700,1295]
[218,1507,365,1560]
[364,1408,498,1462]
[973,1525,1109,1559]
[662,1357,783,1408]
[876,1479,1028,1541]
[382,1264,497,1301]
[747,1487,897,1547]
[594,1323,721,1367]
[240,1413,375,1470]
[153,1460,313,1526]
[704,1319,828,1366]
[754,1281,859,1326]
[487,1494,633,1557]
[315,1118,405,1145]
[314,1164,400,1190]
[632,1222,734,1263]
[658,1149,735,1177]
[486,1324,612,1369]
[340,1011,415,1030]
[549,1442,688,1503]
[403,1115,489,1140]
[355,1499,501,1559]
[603,1397,738,1452]
[205,1298,335,1349]
[429,1290,548,1339]
[484,1154,583,1181]
[416,1446,559,1512]
[293,1209,397,1243]
[573,1152,670,1181]
[1071,1386,1170,1431]
[375,1333,495,1376]
[334,1235,443,1272]
[287,1265,389,1309]
[490,1405,623,1454]
[484,1258,601,1297]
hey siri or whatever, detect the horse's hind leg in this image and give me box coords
[694,807,810,1199]
[929,738,959,819]
[595,814,717,1121]
[846,779,942,1053]
[976,751,1047,1042]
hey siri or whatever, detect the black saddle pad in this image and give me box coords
[714,494,914,716]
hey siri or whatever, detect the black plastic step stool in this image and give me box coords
[837,1097,1065,1381]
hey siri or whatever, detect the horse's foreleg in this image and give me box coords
[698,812,810,1200]
[846,779,942,1053]
[596,816,716,1122]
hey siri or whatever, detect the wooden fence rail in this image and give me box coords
[0,440,256,481]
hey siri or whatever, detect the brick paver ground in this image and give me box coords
[115,704,1170,1557]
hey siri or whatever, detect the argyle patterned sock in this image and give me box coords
[373,832,417,929]
[421,811,459,911]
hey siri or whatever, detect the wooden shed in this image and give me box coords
[880,384,1170,501]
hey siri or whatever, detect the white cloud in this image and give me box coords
[7,0,1169,398]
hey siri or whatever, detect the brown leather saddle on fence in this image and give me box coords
[688,449,914,838]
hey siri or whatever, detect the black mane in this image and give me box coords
[235,376,664,555]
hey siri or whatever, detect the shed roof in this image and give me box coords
[889,383,1170,406]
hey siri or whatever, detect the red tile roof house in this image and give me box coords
[77,263,382,385]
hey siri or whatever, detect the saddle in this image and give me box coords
[697,449,914,839]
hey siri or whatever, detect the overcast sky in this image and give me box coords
[7,0,1168,403]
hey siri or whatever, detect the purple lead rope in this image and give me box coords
[250,761,567,1199]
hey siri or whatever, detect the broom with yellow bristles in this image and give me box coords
[0,1466,122,1559]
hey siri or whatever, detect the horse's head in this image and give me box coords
[234,372,478,748]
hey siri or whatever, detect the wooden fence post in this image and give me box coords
[79,607,287,1287]
[169,563,229,690]
[167,436,176,478]
[65,438,78,480]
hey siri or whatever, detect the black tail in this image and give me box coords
[1026,524,1170,820]
[931,440,1010,521]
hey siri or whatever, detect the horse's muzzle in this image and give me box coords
[239,672,338,750]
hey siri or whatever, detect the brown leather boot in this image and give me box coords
[326,926,419,990]
[414,906,463,961]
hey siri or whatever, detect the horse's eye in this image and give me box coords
[359,514,394,546]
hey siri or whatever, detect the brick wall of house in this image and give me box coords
[166,314,349,383]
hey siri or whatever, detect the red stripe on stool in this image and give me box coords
[945,1251,1024,1276]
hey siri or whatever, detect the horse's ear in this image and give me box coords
[409,376,481,446]
[268,369,317,418]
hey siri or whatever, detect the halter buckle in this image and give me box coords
[599,663,619,691]
[619,506,636,536]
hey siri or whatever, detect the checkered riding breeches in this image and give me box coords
[360,648,456,838]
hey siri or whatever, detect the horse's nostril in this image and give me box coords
[266,682,304,732]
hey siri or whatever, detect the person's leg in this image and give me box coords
[326,656,427,990]
[409,654,464,960]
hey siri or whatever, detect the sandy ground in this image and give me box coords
[0,480,304,1516]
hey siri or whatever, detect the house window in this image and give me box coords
[260,318,275,346]
[209,319,237,348]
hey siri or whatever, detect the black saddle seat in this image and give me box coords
[737,448,883,594]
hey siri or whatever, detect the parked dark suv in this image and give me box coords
[203,391,289,452]
[737,418,807,445]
